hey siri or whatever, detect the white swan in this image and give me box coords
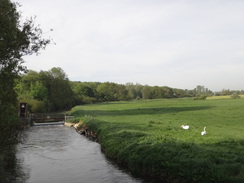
[181,125,190,130]
[201,127,207,135]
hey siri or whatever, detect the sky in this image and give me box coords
[17,0,244,91]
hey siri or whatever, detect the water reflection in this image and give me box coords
[0,144,28,183]
[15,125,143,183]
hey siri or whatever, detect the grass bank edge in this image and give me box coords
[69,99,244,182]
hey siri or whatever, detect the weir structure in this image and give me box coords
[30,113,65,126]
[18,103,66,126]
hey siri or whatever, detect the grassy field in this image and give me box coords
[207,94,244,100]
[70,98,244,182]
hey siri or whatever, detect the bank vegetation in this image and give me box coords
[69,98,244,182]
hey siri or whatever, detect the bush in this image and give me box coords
[26,99,46,113]
[193,95,207,100]
[81,96,96,104]
[231,93,241,99]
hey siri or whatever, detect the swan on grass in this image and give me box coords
[201,127,207,135]
[181,125,190,130]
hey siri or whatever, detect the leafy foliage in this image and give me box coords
[0,2,50,179]
[17,67,74,112]
[0,0,49,129]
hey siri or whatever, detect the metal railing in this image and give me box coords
[30,113,65,123]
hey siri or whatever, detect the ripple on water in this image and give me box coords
[16,125,143,183]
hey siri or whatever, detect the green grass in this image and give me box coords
[70,98,244,182]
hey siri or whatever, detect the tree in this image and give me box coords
[16,68,74,112]
[142,85,152,99]
[96,82,128,101]
[193,85,213,97]
[30,81,48,101]
[173,88,188,98]
[97,82,118,101]
[71,82,96,104]
[125,83,143,100]
[151,86,164,98]
[39,67,74,111]
[0,0,50,130]
[221,89,231,96]
[161,86,174,98]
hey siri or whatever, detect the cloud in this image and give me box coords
[19,0,244,91]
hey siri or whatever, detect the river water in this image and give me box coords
[15,125,144,183]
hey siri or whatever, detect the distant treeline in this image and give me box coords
[16,67,244,113]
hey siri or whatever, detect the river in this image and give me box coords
[15,125,145,183]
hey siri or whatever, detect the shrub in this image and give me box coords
[231,93,241,99]
[193,95,207,100]
[22,99,46,113]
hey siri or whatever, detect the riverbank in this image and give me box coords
[64,122,97,140]
[15,125,141,183]
[69,98,244,183]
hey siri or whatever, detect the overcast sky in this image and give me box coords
[17,0,244,91]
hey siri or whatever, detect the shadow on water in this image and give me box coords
[0,128,27,183]
[71,106,213,117]
[0,143,29,183]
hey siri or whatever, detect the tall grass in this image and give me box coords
[207,94,244,100]
[70,98,244,182]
